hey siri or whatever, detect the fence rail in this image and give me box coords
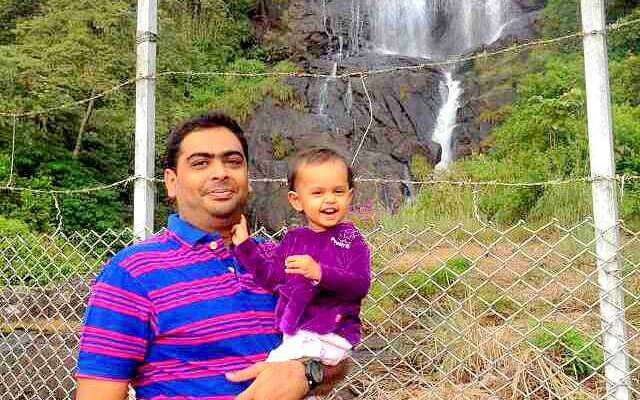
[1,220,638,399]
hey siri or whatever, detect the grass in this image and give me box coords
[529,322,604,381]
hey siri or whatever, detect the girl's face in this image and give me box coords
[287,159,353,232]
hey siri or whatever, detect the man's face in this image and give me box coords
[164,127,249,231]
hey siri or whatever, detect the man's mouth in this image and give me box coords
[205,188,235,200]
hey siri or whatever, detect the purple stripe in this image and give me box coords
[153,276,237,307]
[155,327,278,345]
[80,344,145,361]
[135,354,266,387]
[164,311,275,335]
[150,274,236,302]
[122,242,228,275]
[82,326,148,345]
[128,247,229,277]
[155,286,242,313]
[83,336,147,354]
[93,282,151,306]
[89,299,149,321]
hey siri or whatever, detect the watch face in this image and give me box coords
[310,361,323,383]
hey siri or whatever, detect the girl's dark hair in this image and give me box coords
[164,111,249,170]
[287,147,354,191]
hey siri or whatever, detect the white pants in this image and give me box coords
[266,330,352,366]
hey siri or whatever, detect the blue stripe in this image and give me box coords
[136,375,250,398]
[77,351,139,380]
[146,333,282,362]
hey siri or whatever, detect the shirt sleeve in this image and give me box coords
[234,237,287,291]
[319,235,371,301]
[76,259,154,382]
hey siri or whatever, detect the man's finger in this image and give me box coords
[225,362,267,382]
[234,382,255,400]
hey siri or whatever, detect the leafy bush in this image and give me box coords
[530,323,604,380]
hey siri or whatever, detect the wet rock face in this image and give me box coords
[245,60,444,229]
[245,0,543,229]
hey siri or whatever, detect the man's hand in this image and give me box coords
[231,215,250,246]
[285,255,322,281]
[226,361,308,400]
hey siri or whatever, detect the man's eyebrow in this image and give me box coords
[186,151,245,160]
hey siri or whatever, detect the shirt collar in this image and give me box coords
[167,213,220,247]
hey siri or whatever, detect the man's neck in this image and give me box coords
[179,210,236,245]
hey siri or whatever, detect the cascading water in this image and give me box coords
[433,72,462,170]
[367,0,519,168]
[369,0,516,59]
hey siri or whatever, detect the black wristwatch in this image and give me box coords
[302,359,324,391]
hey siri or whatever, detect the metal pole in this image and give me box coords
[580,1,630,398]
[134,0,157,241]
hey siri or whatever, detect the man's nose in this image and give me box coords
[208,159,229,180]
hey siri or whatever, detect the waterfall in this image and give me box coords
[367,0,519,169]
[432,72,462,170]
[317,62,338,115]
[369,0,516,59]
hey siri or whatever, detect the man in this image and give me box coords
[75,112,344,399]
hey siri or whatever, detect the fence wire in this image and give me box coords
[1,220,638,400]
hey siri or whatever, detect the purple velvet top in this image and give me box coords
[233,222,371,346]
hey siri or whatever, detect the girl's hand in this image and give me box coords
[231,215,250,246]
[284,255,322,281]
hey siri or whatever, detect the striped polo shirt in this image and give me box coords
[76,214,281,399]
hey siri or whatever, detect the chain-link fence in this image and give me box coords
[1,219,638,399]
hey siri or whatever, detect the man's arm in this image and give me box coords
[75,378,129,400]
[226,359,351,400]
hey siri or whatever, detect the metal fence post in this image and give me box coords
[580,1,630,398]
[134,0,157,241]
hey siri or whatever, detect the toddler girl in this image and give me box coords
[231,147,371,366]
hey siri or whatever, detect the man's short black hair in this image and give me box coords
[288,147,354,191]
[164,111,249,170]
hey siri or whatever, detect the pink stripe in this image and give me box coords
[83,336,146,354]
[89,299,149,321]
[154,281,270,310]
[149,274,236,300]
[135,354,266,387]
[164,311,275,335]
[151,275,236,305]
[153,277,238,308]
[155,286,242,313]
[75,373,130,383]
[188,316,275,336]
[123,244,224,276]
[129,250,225,277]
[80,344,145,361]
[138,353,266,373]
[146,397,234,400]
[131,245,231,275]
[144,231,172,244]
[93,282,151,307]
[82,326,148,345]
[156,327,278,345]
[91,293,147,317]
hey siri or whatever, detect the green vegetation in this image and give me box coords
[396,2,640,231]
[0,0,298,238]
[530,322,604,380]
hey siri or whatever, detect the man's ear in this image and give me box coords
[164,168,178,201]
[287,191,304,213]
